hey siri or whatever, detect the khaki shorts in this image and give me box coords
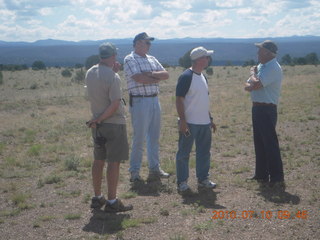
[92,123,129,162]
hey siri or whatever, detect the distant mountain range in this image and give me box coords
[0,36,319,66]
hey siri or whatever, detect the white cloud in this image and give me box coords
[160,0,192,10]
[0,0,319,41]
[39,8,53,16]
[215,0,243,8]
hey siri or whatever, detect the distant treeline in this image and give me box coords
[1,52,318,71]
[0,64,28,71]
[243,52,319,66]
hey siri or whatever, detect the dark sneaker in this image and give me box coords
[130,171,143,182]
[148,168,170,180]
[198,179,217,189]
[177,181,190,192]
[90,195,106,209]
[104,199,133,213]
[269,181,286,191]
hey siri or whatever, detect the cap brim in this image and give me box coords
[254,43,263,48]
[146,37,155,41]
[206,50,214,55]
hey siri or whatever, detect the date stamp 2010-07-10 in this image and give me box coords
[212,210,308,220]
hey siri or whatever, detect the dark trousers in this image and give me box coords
[252,105,284,182]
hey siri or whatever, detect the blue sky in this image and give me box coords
[0,0,319,42]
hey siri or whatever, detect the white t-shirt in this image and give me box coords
[176,69,211,124]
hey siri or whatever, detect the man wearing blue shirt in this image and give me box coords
[245,40,284,189]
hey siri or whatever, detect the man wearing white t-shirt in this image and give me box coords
[175,46,217,193]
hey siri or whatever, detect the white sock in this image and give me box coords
[108,199,117,204]
[95,194,103,198]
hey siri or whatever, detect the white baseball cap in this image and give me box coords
[190,46,214,60]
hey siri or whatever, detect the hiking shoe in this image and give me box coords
[104,199,133,213]
[269,181,286,191]
[130,171,142,182]
[90,195,106,209]
[198,179,217,189]
[177,181,190,192]
[148,168,170,180]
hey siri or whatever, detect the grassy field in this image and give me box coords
[0,65,319,240]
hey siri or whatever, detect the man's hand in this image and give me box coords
[211,121,217,133]
[113,61,121,73]
[178,118,189,135]
[86,120,98,128]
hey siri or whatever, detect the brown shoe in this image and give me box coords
[90,195,106,209]
[104,199,133,213]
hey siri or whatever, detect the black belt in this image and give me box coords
[129,93,158,107]
[130,93,158,98]
[253,102,276,107]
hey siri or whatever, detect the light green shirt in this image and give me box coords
[251,58,283,105]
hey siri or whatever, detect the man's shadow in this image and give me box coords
[129,177,173,196]
[83,209,130,235]
[180,188,225,209]
[257,183,300,204]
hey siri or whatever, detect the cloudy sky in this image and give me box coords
[0,0,319,42]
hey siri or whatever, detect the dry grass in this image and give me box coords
[0,65,319,239]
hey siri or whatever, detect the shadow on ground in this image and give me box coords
[257,183,300,204]
[180,188,225,209]
[83,209,130,235]
[129,178,173,196]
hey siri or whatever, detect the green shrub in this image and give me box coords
[73,69,85,83]
[64,156,80,171]
[206,67,213,76]
[61,69,72,78]
[30,83,38,90]
[32,61,46,70]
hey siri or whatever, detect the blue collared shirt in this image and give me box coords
[251,58,283,105]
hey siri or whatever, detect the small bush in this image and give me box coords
[32,61,46,70]
[27,144,42,156]
[30,83,38,90]
[44,175,61,184]
[61,69,72,78]
[64,156,80,171]
[72,69,85,83]
[11,193,30,206]
[206,67,214,76]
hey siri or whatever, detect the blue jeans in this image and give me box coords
[129,96,161,173]
[176,123,212,184]
[252,105,284,182]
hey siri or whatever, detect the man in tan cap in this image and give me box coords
[245,40,285,189]
[85,42,133,212]
[175,46,217,193]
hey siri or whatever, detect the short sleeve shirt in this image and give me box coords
[85,64,126,124]
[124,51,165,95]
[250,58,283,105]
[176,69,211,124]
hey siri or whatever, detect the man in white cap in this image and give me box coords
[245,40,285,189]
[175,46,217,193]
